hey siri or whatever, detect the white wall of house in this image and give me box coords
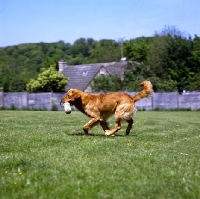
[98,67,108,76]
[84,67,109,92]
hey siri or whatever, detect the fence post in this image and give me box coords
[0,91,4,107]
[26,92,29,109]
[151,95,154,110]
[177,92,179,109]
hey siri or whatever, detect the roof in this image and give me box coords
[105,61,126,80]
[62,61,127,91]
[62,63,103,91]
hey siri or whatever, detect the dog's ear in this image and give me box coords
[70,89,81,101]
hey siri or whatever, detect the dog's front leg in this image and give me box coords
[83,118,99,135]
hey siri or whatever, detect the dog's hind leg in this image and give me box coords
[125,118,133,135]
[105,119,122,136]
[100,121,110,131]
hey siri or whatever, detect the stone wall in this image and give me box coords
[0,91,200,110]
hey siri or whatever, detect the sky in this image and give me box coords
[0,0,200,47]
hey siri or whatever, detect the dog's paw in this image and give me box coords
[105,130,111,136]
[105,130,115,137]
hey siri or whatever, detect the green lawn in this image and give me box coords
[0,110,200,199]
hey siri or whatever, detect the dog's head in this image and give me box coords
[61,89,81,105]
[60,89,82,114]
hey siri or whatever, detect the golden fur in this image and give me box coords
[61,80,153,136]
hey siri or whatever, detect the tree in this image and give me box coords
[9,77,26,92]
[123,62,152,91]
[89,39,121,63]
[124,37,151,63]
[26,65,68,92]
[188,72,200,89]
[0,67,10,92]
[89,46,120,63]
[1,32,200,93]
[155,25,185,38]
[188,35,200,90]
[165,35,193,90]
[91,75,123,92]
[150,26,194,91]
[69,38,90,57]
[149,36,170,80]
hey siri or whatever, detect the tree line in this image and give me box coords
[0,26,200,92]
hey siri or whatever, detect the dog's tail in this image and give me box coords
[132,80,153,102]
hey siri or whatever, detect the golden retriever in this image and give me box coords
[61,80,153,136]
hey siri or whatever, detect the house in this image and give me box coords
[59,60,127,92]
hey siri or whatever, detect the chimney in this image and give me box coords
[58,60,67,72]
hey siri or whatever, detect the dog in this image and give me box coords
[60,80,153,136]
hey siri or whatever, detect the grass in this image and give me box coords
[0,110,200,199]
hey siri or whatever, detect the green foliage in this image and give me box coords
[188,72,200,89]
[26,65,68,92]
[66,53,85,65]
[124,37,151,62]
[70,38,90,57]
[123,62,151,91]
[149,36,170,80]
[0,111,200,198]
[123,62,177,92]
[9,77,26,92]
[165,36,193,90]
[123,31,187,92]
[0,67,10,92]
[86,39,121,63]
[0,42,67,92]
[155,25,184,38]
[193,36,200,56]
[1,26,200,92]
[91,74,123,92]
[0,39,121,92]
[149,76,177,92]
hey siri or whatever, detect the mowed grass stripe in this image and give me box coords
[0,110,200,199]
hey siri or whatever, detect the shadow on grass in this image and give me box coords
[66,132,137,137]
